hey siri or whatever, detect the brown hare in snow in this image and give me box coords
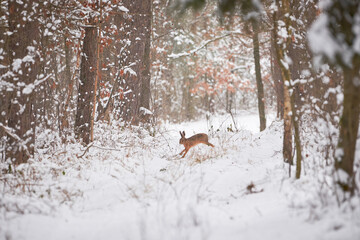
[179,131,214,158]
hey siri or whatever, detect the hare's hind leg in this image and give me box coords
[207,142,214,147]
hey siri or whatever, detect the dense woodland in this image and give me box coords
[0,0,360,238]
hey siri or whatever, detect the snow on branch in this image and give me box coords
[22,74,52,95]
[0,123,31,158]
[168,31,249,59]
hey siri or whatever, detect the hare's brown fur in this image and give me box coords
[179,131,214,158]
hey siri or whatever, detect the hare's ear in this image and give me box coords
[179,131,183,137]
[182,131,185,137]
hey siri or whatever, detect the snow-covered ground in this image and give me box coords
[1,111,359,240]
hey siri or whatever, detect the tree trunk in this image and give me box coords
[139,3,152,122]
[252,20,266,131]
[274,0,302,175]
[116,0,152,125]
[273,0,302,172]
[5,0,40,165]
[270,28,284,119]
[60,35,73,136]
[182,75,195,121]
[273,9,292,165]
[91,1,103,142]
[335,64,360,193]
[282,76,293,165]
[291,93,302,179]
[74,23,98,145]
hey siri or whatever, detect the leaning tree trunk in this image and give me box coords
[74,23,98,145]
[275,0,302,178]
[4,0,40,165]
[252,20,266,132]
[273,0,303,179]
[273,4,292,166]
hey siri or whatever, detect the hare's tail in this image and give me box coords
[208,143,214,147]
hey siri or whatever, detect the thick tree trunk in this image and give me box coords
[335,64,360,193]
[5,0,40,165]
[74,24,98,145]
[116,0,152,125]
[252,20,266,132]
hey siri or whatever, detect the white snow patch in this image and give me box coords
[1,111,359,240]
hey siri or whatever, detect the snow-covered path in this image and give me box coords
[2,112,359,240]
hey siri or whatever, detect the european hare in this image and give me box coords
[179,131,214,158]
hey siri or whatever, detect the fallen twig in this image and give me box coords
[76,142,94,158]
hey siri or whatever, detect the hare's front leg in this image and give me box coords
[179,149,185,156]
[181,149,189,158]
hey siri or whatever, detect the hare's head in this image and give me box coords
[179,131,186,145]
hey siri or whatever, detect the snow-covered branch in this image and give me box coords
[0,123,31,158]
[168,31,249,59]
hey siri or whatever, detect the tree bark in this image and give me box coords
[271,41,284,119]
[60,35,73,135]
[252,20,266,132]
[321,0,360,194]
[116,0,152,125]
[74,23,98,145]
[335,64,360,193]
[282,73,293,165]
[91,1,103,142]
[139,4,152,122]
[292,93,302,179]
[273,5,292,165]
[5,0,40,165]
[274,0,302,176]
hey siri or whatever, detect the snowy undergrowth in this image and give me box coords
[0,112,359,240]
[283,113,360,233]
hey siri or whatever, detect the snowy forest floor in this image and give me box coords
[1,110,360,240]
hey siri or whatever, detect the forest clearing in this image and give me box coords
[1,0,360,239]
[1,111,358,240]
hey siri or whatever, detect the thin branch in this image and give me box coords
[76,142,94,158]
[76,143,133,158]
[168,31,250,59]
